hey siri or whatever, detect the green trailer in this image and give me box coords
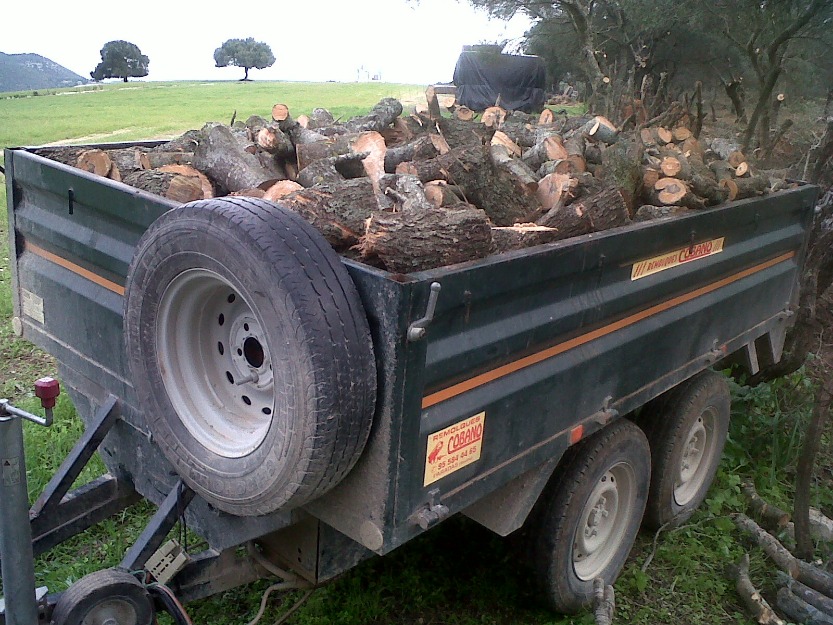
[0,142,819,623]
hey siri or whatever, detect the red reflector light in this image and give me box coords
[570,425,584,445]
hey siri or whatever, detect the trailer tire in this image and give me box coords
[638,370,730,529]
[525,419,650,613]
[124,197,376,517]
[50,568,153,625]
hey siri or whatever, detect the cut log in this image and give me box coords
[256,125,295,159]
[720,179,740,202]
[491,131,523,157]
[296,156,349,188]
[383,135,442,173]
[76,150,112,177]
[657,127,674,144]
[776,587,833,625]
[434,115,495,150]
[690,173,730,205]
[455,105,475,121]
[156,164,215,199]
[351,131,388,196]
[425,86,442,121]
[490,224,562,254]
[296,130,386,174]
[281,178,379,249]
[600,133,645,212]
[536,173,577,211]
[144,151,192,169]
[634,205,691,221]
[482,106,507,128]
[734,514,833,598]
[538,186,629,234]
[728,150,747,168]
[538,108,555,125]
[733,174,769,200]
[584,116,619,144]
[271,103,291,122]
[643,167,661,189]
[735,161,750,177]
[308,107,335,129]
[376,174,432,212]
[649,178,708,210]
[263,180,304,201]
[522,135,569,170]
[107,147,152,175]
[490,145,540,200]
[424,181,464,208]
[672,127,693,142]
[727,553,785,625]
[193,124,281,193]
[342,98,403,133]
[360,206,492,273]
[777,573,833,616]
[393,145,541,226]
[122,170,205,203]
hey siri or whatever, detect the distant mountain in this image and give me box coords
[0,52,89,93]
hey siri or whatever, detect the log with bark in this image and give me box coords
[490,224,562,253]
[193,123,282,193]
[360,205,492,273]
[122,170,206,203]
[727,553,785,625]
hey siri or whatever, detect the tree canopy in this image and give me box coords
[214,38,276,80]
[90,40,149,82]
[464,0,833,151]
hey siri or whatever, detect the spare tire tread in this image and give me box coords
[125,197,376,516]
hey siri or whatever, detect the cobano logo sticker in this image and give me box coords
[424,412,485,486]
[631,237,725,281]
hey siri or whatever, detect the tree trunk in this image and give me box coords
[122,170,205,203]
[193,123,282,193]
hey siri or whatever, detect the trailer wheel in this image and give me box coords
[124,197,376,516]
[638,370,730,529]
[525,419,650,613]
[50,569,153,625]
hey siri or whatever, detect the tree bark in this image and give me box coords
[360,206,492,273]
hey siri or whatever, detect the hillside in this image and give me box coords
[0,51,88,93]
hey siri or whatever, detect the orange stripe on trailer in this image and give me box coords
[422,252,795,409]
[25,242,126,296]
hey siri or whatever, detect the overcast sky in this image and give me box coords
[3,0,531,84]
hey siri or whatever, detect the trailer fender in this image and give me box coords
[462,455,561,536]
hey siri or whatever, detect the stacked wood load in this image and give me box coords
[35,99,797,273]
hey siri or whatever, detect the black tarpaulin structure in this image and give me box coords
[453,50,546,113]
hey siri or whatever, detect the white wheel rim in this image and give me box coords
[573,462,636,581]
[81,599,139,625]
[157,269,274,458]
[674,406,718,506]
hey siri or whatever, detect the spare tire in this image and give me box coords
[124,197,376,516]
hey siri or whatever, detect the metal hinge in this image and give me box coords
[408,282,442,342]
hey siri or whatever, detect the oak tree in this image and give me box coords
[214,38,276,81]
[90,40,149,82]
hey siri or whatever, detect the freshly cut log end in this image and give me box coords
[660,156,683,178]
[263,180,304,201]
[157,164,215,199]
[482,106,507,128]
[654,178,689,205]
[76,149,112,177]
[455,105,475,121]
[271,103,291,122]
[123,170,205,203]
[720,179,740,201]
[491,131,523,157]
[360,206,492,273]
[672,127,693,142]
[735,161,750,177]
[536,173,576,211]
[657,127,674,145]
[585,116,619,144]
[538,108,555,125]
[728,150,747,168]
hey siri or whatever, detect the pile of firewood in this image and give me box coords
[730,483,833,625]
[36,98,796,273]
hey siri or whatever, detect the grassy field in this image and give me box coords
[0,80,828,625]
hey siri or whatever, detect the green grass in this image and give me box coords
[0,81,426,151]
[0,81,827,625]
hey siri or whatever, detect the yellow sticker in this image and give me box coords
[21,289,45,324]
[424,412,485,486]
[631,237,725,280]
